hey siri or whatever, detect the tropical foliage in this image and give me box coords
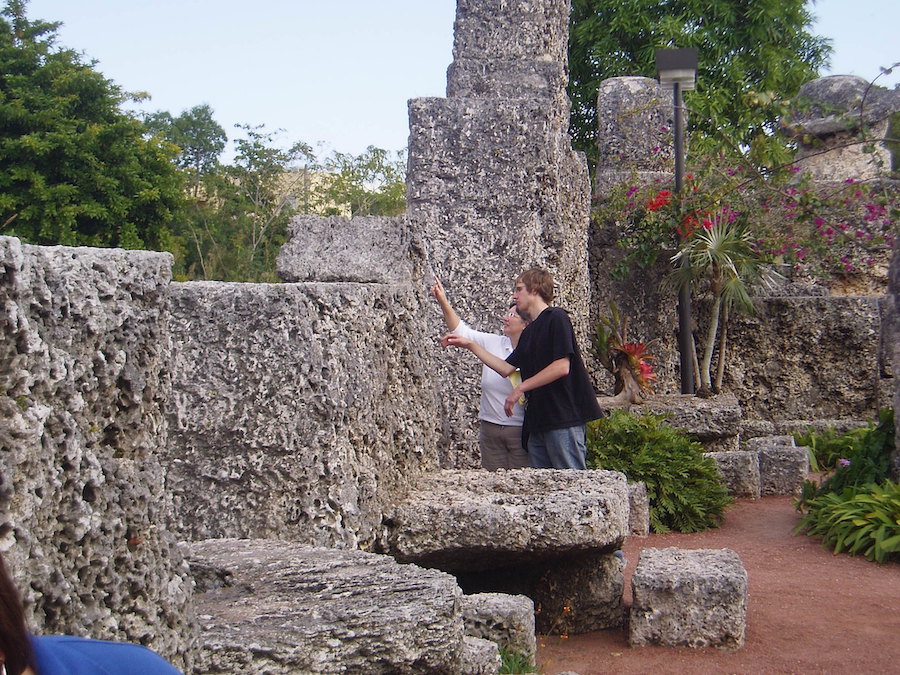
[568,0,831,168]
[0,0,185,249]
[586,410,732,533]
[794,409,898,563]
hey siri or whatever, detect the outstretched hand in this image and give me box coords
[440,333,471,349]
[430,277,446,302]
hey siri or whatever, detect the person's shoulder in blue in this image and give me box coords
[30,635,181,675]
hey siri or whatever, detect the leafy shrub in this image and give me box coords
[794,481,900,563]
[586,410,732,533]
[796,408,894,504]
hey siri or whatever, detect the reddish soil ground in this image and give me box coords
[536,496,900,674]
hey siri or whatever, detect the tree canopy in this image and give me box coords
[568,0,832,167]
[0,0,185,248]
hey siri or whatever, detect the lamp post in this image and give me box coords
[656,48,698,395]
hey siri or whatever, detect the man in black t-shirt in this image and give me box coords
[441,268,601,469]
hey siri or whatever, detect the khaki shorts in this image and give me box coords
[479,421,530,470]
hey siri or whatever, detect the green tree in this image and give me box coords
[568,0,832,167]
[143,104,227,194]
[0,0,185,249]
[318,145,407,217]
[173,125,316,282]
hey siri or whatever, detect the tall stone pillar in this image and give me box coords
[407,0,591,466]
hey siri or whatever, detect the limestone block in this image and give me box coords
[164,281,441,547]
[759,445,810,496]
[461,593,536,660]
[742,435,795,451]
[531,552,625,635]
[0,238,196,669]
[275,214,414,284]
[595,76,674,172]
[628,481,650,536]
[189,539,464,674]
[705,451,761,499]
[597,394,742,452]
[629,547,747,650]
[724,296,882,421]
[382,469,629,571]
[460,636,502,675]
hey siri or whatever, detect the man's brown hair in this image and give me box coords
[0,553,35,675]
[516,268,554,303]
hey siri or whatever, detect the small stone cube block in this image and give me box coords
[629,547,747,650]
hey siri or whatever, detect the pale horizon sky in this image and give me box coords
[23,0,900,160]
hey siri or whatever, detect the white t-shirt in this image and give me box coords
[453,320,524,426]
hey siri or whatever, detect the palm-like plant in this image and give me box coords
[670,211,780,395]
[592,302,657,404]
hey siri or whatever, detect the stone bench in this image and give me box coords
[629,547,748,650]
[188,539,466,673]
[381,469,630,635]
[745,436,810,496]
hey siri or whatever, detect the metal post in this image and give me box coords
[674,82,694,394]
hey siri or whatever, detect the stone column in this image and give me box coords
[407,0,592,466]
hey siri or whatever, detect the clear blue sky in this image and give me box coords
[24,0,900,159]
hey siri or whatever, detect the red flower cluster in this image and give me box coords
[645,189,672,212]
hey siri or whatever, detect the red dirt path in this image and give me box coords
[536,496,900,674]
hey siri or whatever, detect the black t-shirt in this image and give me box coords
[506,307,602,432]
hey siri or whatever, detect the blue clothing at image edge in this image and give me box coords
[30,635,181,675]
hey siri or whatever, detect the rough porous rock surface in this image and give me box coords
[276,215,414,284]
[381,469,629,571]
[461,592,537,660]
[460,636,502,675]
[188,539,464,674]
[627,481,650,536]
[758,445,810,496]
[598,394,742,452]
[0,237,196,669]
[705,451,761,499]
[890,246,900,480]
[164,281,440,547]
[594,76,674,196]
[721,296,883,421]
[784,76,900,181]
[408,0,592,468]
[629,547,747,650]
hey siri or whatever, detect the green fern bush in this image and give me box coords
[586,410,732,533]
[794,481,900,563]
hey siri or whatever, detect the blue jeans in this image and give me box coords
[527,425,587,469]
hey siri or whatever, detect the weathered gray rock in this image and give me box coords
[460,636,502,675]
[530,552,625,635]
[628,481,650,536]
[759,445,810,496]
[629,547,747,650]
[890,245,900,480]
[705,451,761,499]
[598,394,742,452]
[461,593,536,661]
[595,76,674,190]
[381,469,629,571]
[164,281,441,548]
[189,539,464,674]
[276,214,415,284]
[0,237,196,669]
[742,435,795,451]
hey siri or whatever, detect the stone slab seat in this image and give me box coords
[380,469,630,572]
[187,539,464,674]
[629,547,748,650]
